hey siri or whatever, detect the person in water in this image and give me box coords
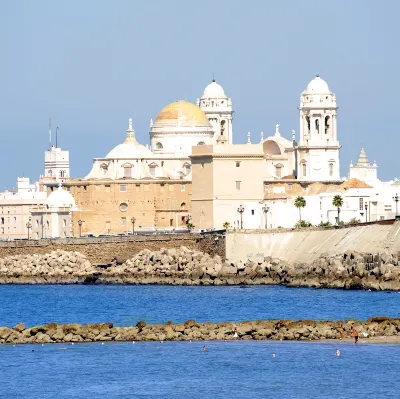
[350,326,359,343]
[336,349,340,357]
[202,345,207,352]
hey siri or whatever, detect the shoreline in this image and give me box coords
[1,317,400,346]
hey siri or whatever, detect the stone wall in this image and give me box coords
[0,233,225,265]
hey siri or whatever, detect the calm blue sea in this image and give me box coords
[1,285,399,398]
[0,285,399,327]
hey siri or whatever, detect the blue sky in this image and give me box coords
[1,0,398,189]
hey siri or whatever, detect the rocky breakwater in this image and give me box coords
[1,247,400,290]
[1,317,400,345]
[0,250,94,284]
[99,247,400,290]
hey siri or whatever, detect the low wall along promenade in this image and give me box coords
[226,221,400,264]
[0,233,225,266]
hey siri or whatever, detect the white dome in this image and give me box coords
[106,140,153,159]
[202,80,227,98]
[305,75,331,94]
[46,186,76,208]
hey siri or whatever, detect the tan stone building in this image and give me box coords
[191,143,265,230]
[59,180,191,235]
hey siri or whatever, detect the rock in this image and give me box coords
[13,323,26,332]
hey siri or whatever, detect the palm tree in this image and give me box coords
[294,196,306,222]
[332,195,344,224]
[223,222,230,230]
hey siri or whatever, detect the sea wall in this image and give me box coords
[1,246,400,290]
[0,233,225,265]
[226,221,400,263]
[1,317,399,345]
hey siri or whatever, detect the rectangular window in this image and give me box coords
[236,162,241,167]
[181,184,186,192]
[13,217,16,223]
[121,217,126,226]
[63,219,67,228]
[251,210,255,215]
[136,184,140,192]
[160,184,165,192]
[124,167,132,178]
[380,216,385,220]
[106,221,111,231]
[236,181,241,192]
[83,186,87,192]
[105,185,111,192]
[359,198,364,210]
[288,184,292,191]
[120,184,127,192]
[170,219,173,227]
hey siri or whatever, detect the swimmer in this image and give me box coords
[336,349,340,357]
[132,341,135,344]
[202,345,207,352]
[160,340,164,344]
[272,353,276,358]
[101,343,105,345]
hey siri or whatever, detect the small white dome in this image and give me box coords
[305,75,331,94]
[46,186,76,208]
[106,140,153,159]
[203,80,227,98]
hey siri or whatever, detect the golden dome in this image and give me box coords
[155,100,211,127]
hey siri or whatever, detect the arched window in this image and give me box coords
[220,120,226,134]
[315,119,319,134]
[325,116,330,134]
[180,202,186,210]
[301,161,307,177]
[155,142,163,150]
[183,163,191,175]
[306,116,310,133]
[197,142,205,146]
[329,161,335,177]
[48,170,52,177]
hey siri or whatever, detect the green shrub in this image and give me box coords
[294,220,312,228]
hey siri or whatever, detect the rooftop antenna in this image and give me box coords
[212,72,215,82]
[49,118,52,148]
[56,127,59,148]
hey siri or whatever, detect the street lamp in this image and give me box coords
[237,205,245,229]
[364,203,368,223]
[393,193,399,220]
[78,219,82,237]
[131,217,136,235]
[262,204,269,229]
[26,220,32,240]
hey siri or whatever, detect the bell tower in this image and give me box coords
[197,79,233,144]
[297,74,340,181]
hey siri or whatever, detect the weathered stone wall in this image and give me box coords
[0,233,225,265]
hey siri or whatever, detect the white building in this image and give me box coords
[42,145,70,183]
[31,185,77,239]
[0,178,47,239]
[262,74,340,182]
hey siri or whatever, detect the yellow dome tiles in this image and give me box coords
[155,100,210,127]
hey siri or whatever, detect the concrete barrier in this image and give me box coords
[226,222,400,263]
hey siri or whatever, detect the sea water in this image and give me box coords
[1,285,399,398]
[0,285,399,327]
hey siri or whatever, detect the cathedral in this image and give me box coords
[43,74,345,235]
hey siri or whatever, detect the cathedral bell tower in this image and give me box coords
[297,74,340,181]
[197,79,233,144]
